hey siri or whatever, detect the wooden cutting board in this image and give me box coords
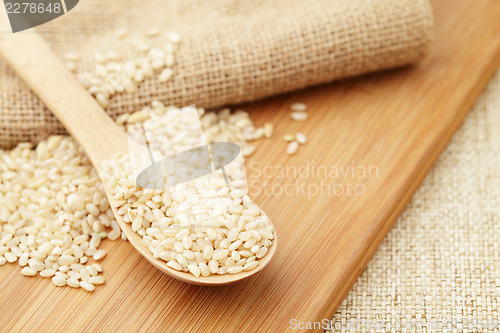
[1,0,500,331]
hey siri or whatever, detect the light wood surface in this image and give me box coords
[1,0,500,331]
[0,29,277,285]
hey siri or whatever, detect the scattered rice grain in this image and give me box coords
[290,112,308,121]
[296,132,307,144]
[286,141,299,155]
[290,102,307,112]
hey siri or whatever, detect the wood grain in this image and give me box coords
[1,0,500,331]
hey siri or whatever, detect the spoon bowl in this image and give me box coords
[106,188,278,285]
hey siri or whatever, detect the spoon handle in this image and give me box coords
[0,31,128,172]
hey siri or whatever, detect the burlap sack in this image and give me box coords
[0,0,433,149]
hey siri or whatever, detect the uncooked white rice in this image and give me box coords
[0,101,276,286]
[0,136,109,291]
[69,30,180,108]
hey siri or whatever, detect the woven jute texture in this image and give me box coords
[330,68,500,332]
[0,0,433,149]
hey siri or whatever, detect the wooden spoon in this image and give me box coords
[0,31,277,285]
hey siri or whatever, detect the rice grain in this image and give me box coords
[89,276,105,285]
[21,267,37,276]
[296,132,307,144]
[52,276,66,287]
[290,112,308,121]
[287,141,299,155]
[290,102,307,112]
[67,278,80,288]
[80,281,95,292]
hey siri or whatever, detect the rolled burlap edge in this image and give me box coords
[0,0,433,149]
